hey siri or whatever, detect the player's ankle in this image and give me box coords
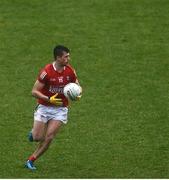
[28,155,37,162]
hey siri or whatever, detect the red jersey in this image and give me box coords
[37,63,77,107]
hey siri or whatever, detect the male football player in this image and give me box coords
[25,45,81,170]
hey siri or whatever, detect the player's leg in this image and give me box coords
[25,106,68,170]
[28,120,47,142]
[31,120,62,159]
[26,104,48,170]
[26,121,47,170]
[32,120,47,141]
[29,104,48,142]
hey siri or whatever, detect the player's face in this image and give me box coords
[58,51,70,66]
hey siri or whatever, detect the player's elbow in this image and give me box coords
[31,90,37,98]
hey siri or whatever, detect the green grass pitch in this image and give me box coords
[0,0,169,178]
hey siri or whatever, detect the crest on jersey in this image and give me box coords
[58,76,63,83]
[66,76,70,81]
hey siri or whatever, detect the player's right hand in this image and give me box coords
[49,93,63,106]
[75,95,82,101]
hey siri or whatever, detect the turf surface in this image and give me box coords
[0,0,169,178]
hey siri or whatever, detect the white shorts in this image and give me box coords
[34,104,68,124]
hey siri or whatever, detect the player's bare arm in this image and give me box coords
[75,79,82,94]
[32,80,49,102]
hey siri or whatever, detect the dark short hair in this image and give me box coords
[53,45,70,59]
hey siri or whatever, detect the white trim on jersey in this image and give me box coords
[40,71,47,80]
[53,62,56,71]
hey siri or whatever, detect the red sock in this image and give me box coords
[28,155,37,162]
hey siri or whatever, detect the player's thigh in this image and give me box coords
[32,120,47,140]
[45,120,63,140]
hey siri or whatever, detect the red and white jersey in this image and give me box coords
[37,62,77,107]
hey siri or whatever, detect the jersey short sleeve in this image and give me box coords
[37,69,48,84]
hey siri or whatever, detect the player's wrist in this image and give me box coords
[46,96,50,102]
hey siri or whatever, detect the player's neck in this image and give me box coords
[53,61,65,72]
